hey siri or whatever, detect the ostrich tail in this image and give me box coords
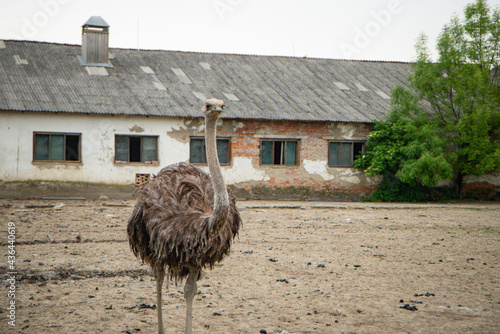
[127,200,151,262]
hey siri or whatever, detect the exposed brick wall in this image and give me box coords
[462,182,495,199]
[216,119,376,200]
[227,119,371,164]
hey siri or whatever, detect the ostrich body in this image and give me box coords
[127,99,241,334]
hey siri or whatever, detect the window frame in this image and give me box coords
[328,141,364,167]
[260,139,300,166]
[32,132,82,163]
[114,135,159,164]
[189,137,231,166]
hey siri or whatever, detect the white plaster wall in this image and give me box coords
[0,112,380,188]
[303,159,378,185]
[223,156,270,184]
[464,174,500,186]
[0,111,190,185]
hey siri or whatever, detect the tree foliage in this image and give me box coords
[355,0,500,200]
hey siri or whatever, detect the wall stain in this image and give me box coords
[129,125,145,133]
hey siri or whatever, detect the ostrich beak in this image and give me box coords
[212,105,224,113]
[203,98,225,115]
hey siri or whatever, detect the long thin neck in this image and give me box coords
[205,115,229,223]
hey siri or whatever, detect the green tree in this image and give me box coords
[355,0,500,199]
[355,86,453,201]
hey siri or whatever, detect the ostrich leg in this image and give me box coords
[184,269,199,334]
[155,266,166,334]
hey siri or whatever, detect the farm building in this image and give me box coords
[0,17,414,200]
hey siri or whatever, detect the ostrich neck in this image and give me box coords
[204,115,229,221]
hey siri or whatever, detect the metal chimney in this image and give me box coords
[78,16,112,67]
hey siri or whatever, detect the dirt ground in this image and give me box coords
[0,198,499,333]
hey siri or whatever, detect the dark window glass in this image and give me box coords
[261,140,299,165]
[286,141,297,165]
[115,135,158,163]
[142,137,157,161]
[50,135,64,160]
[65,135,80,161]
[261,141,272,165]
[328,141,364,167]
[34,134,49,160]
[353,142,363,161]
[274,141,283,164]
[328,142,339,166]
[129,137,141,162]
[190,138,204,164]
[217,139,229,164]
[33,133,81,162]
[341,142,352,166]
[115,136,129,161]
[189,138,230,164]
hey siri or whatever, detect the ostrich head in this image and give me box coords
[203,98,225,118]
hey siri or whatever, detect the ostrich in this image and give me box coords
[127,98,241,334]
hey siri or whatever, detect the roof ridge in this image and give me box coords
[1,39,411,64]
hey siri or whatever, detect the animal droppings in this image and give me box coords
[138,303,156,310]
[414,292,435,297]
[400,304,418,311]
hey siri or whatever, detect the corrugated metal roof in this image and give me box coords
[0,40,412,123]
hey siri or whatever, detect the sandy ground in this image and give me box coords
[0,198,499,334]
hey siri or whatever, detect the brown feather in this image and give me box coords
[127,162,242,281]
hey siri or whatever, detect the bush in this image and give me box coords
[368,172,434,202]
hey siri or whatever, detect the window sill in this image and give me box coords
[32,161,82,165]
[190,162,232,167]
[114,160,160,166]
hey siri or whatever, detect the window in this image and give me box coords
[328,141,364,167]
[190,138,230,165]
[115,135,158,163]
[33,133,81,162]
[261,140,299,165]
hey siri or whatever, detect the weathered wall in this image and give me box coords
[170,118,378,200]
[233,119,377,200]
[0,111,184,185]
[1,111,378,200]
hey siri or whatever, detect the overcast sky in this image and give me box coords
[1,0,499,62]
